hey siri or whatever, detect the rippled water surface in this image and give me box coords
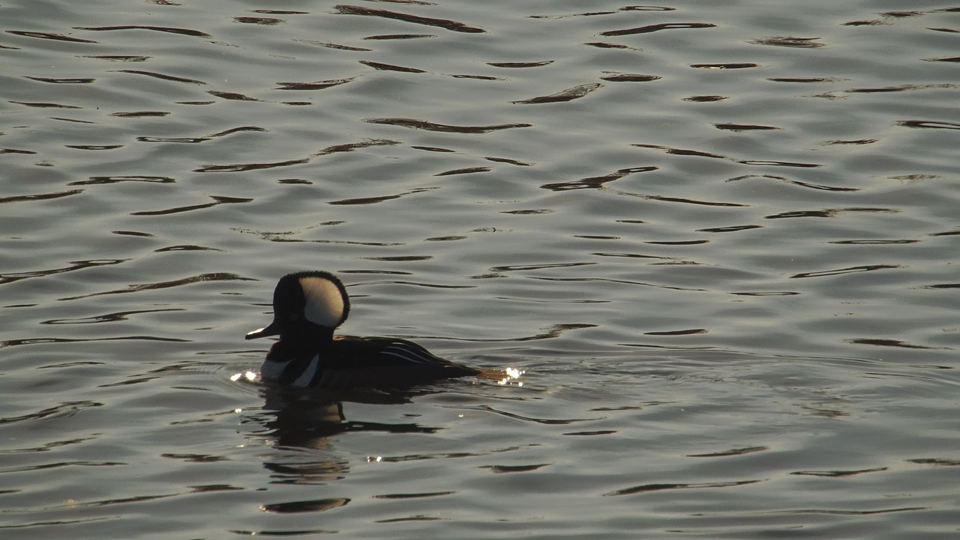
[3,0,960,537]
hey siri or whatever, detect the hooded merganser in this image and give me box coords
[246,270,479,390]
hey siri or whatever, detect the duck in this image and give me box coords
[246,270,479,390]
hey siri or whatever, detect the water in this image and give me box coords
[2,0,959,537]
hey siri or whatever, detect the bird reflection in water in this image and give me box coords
[230,365,523,451]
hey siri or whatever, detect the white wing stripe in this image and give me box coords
[382,347,433,364]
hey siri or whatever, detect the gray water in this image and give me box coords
[2,0,959,538]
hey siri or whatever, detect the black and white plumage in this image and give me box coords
[246,271,478,390]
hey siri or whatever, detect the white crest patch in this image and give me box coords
[300,276,345,328]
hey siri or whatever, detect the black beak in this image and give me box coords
[245,320,280,340]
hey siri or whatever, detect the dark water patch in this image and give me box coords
[715,123,779,132]
[486,156,532,166]
[925,56,960,62]
[65,144,124,150]
[727,174,858,192]
[768,77,846,83]
[316,139,399,156]
[605,479,762,496]
[921,283,960,289]
[5,30,97,43]
[0,259,125,285]
[541,167,656,191]
[376,516,441,523]
[0,148,36,155]
[261,498,350,514]
[600,73,661,82]
[790,265,900,279]
[640,194,746,207]
[115,69,206,85]
[2,460,126,473]
[907,458,960,467]
[843,20,886,27]
[644,328,708,336]
[0,401,102,425]
[731,291,800,296]
[532,6,674,19]
[822,138,877,145]
[688,446,769,457]
[487,60,554,68]
[512,82,602,104]
[0,336,188,349]
[450,74,504,80]
[278,179,312,185]
[434,167,490,176]
[365,34,435,40]
[830,239,918,245]
[42,308,183,325]
[425,236,466,241]
[697,225,762,233]
[132,195,252,216]
[374,491,454,499]
[0,436,96,453]
[480,464,549,473]
[476,405,593,426]
[897,120,960,130]
[600,22,715,37]
[82,55,151,62]
[189,484,244,493]
[359,60,425,73]
[365,118,531,133]
[58,272,255,301]
[363,256,432,262]
[336,5,484,33]
[584,42,639,50]
[297,39,371,52]
[161,453,228,463]
[782,507,927,516]
[564,430,616,436]
[234,17,283,25]
[848,338,944,350]
[848,83,959,93]
[0,517,114,530]
[252,9,308,15]
[644,240,708,245]
[539,276,705,292]
[208,90,260,101]
[750,36,825,48]
[427,322,595,343]
[10,101,81,109]
[740,159,820,168]
[632,143,727,159]
[154,245,221,252]
[330,188,432,205]
[276,78,355,90]
[500,208,553,216]
[24,77,95,84]
[111,111,170,118]
[49,117,94,124]
[791,467,888,477]
[137,126,265,144]
[196,158,309,173]
[691,63,758,69]
[231,528,338,535]
[74,25,211,38]
[766,207,897,219]
[684,95,727,102]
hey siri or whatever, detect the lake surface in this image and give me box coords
[2,0,959,537]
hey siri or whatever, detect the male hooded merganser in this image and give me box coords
[246,270,479,390]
